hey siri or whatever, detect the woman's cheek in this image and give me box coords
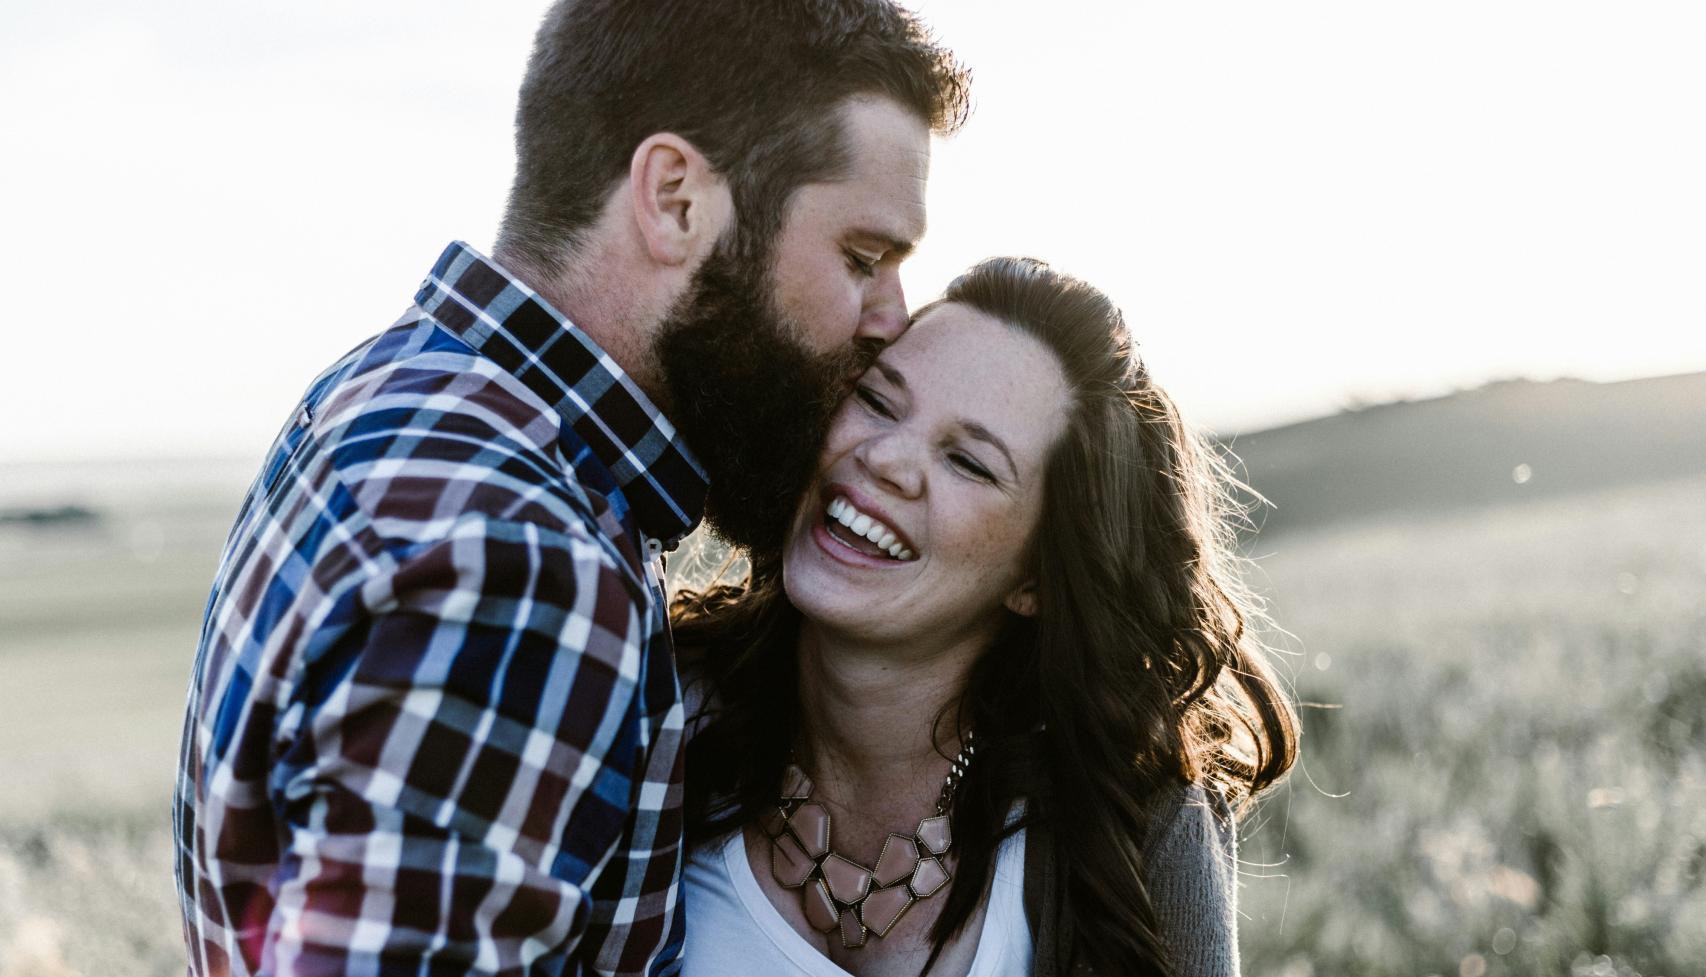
[819,408,864,459]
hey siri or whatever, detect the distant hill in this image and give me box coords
[1220,371,1706,536]
[0,504,99,527]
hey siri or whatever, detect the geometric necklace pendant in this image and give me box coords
[766,734,976,950]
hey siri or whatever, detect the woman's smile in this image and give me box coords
[823,496,916,561]
[813,480,920,565]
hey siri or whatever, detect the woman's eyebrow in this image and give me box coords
[868,361,1018,480]
[957,420,1018,480]
[869,360,907,390]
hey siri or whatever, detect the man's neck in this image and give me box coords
[493,241,673,412]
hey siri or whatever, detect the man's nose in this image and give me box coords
[855,267,908,347]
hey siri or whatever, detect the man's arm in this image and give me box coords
[266,515,647,973]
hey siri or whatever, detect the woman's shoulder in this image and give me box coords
[1139,777,1235,886]
[1021,780,1242,977]
[1139,780,1241,977]
[1141,780,1236,865]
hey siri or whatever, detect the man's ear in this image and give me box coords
[628,133,729,267]
[1004,580,1039,618]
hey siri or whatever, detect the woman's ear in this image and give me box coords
[628,132,730,267]
[1004,580,1039,618]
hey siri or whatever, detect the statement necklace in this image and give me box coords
[764,734,976,950]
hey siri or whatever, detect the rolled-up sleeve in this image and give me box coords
[267,515,647,974]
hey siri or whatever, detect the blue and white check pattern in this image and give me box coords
[175,241,706,976]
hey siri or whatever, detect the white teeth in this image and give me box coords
[825,495,916,560]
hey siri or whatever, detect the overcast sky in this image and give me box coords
[3,1,1702,462]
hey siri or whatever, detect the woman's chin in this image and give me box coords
[785,541,882,631]
[781,536,840,617]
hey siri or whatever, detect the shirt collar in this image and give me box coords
[414,241,708,548]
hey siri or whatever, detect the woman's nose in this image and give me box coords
[856,430,924,499]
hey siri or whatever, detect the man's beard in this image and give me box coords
[653,243,871,557]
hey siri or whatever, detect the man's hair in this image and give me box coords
[496,0,971,274]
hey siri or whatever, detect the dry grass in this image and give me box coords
[0,467,233,976]
[1,468,1701,974]
[1238,474,1706,977]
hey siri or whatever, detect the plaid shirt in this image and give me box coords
[175,242,706,976]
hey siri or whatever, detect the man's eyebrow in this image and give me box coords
[959,420,1018,480]
[849,227,918,260]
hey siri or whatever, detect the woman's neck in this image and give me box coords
[792,622,983,813]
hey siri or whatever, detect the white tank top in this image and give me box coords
[681,823,1033,976]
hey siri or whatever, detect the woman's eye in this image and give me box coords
[949,453,994,482]
[856,386,894,418]
[845,251,878,278]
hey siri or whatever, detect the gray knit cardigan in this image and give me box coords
[1020,783,1240,977]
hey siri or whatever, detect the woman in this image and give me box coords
[673,257,1298,977]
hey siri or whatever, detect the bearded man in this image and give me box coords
[173,2,969,973]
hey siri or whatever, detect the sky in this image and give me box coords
[2,1,1703,462]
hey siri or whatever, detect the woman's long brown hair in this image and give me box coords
[673,257,1299,976]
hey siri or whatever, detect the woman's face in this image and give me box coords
[782,301,1072,649]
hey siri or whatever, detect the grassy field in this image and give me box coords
[1236,474,1706,977]
[0,462,247,977]
[1,463,1701,975]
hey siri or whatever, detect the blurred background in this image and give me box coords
[1,2,1702,975]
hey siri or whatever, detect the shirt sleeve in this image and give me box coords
[1143,784,1242,977]
[265,514,648,974]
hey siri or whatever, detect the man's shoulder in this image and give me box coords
[302,312,601,548]
[314,312,558,447]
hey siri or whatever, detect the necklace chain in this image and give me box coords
[767,731,977,950]
[934,734,976,815]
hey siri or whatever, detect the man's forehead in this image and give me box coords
[833,98,931,241]
[794,177,925,246]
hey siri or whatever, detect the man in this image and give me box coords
[173,2,969,973]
